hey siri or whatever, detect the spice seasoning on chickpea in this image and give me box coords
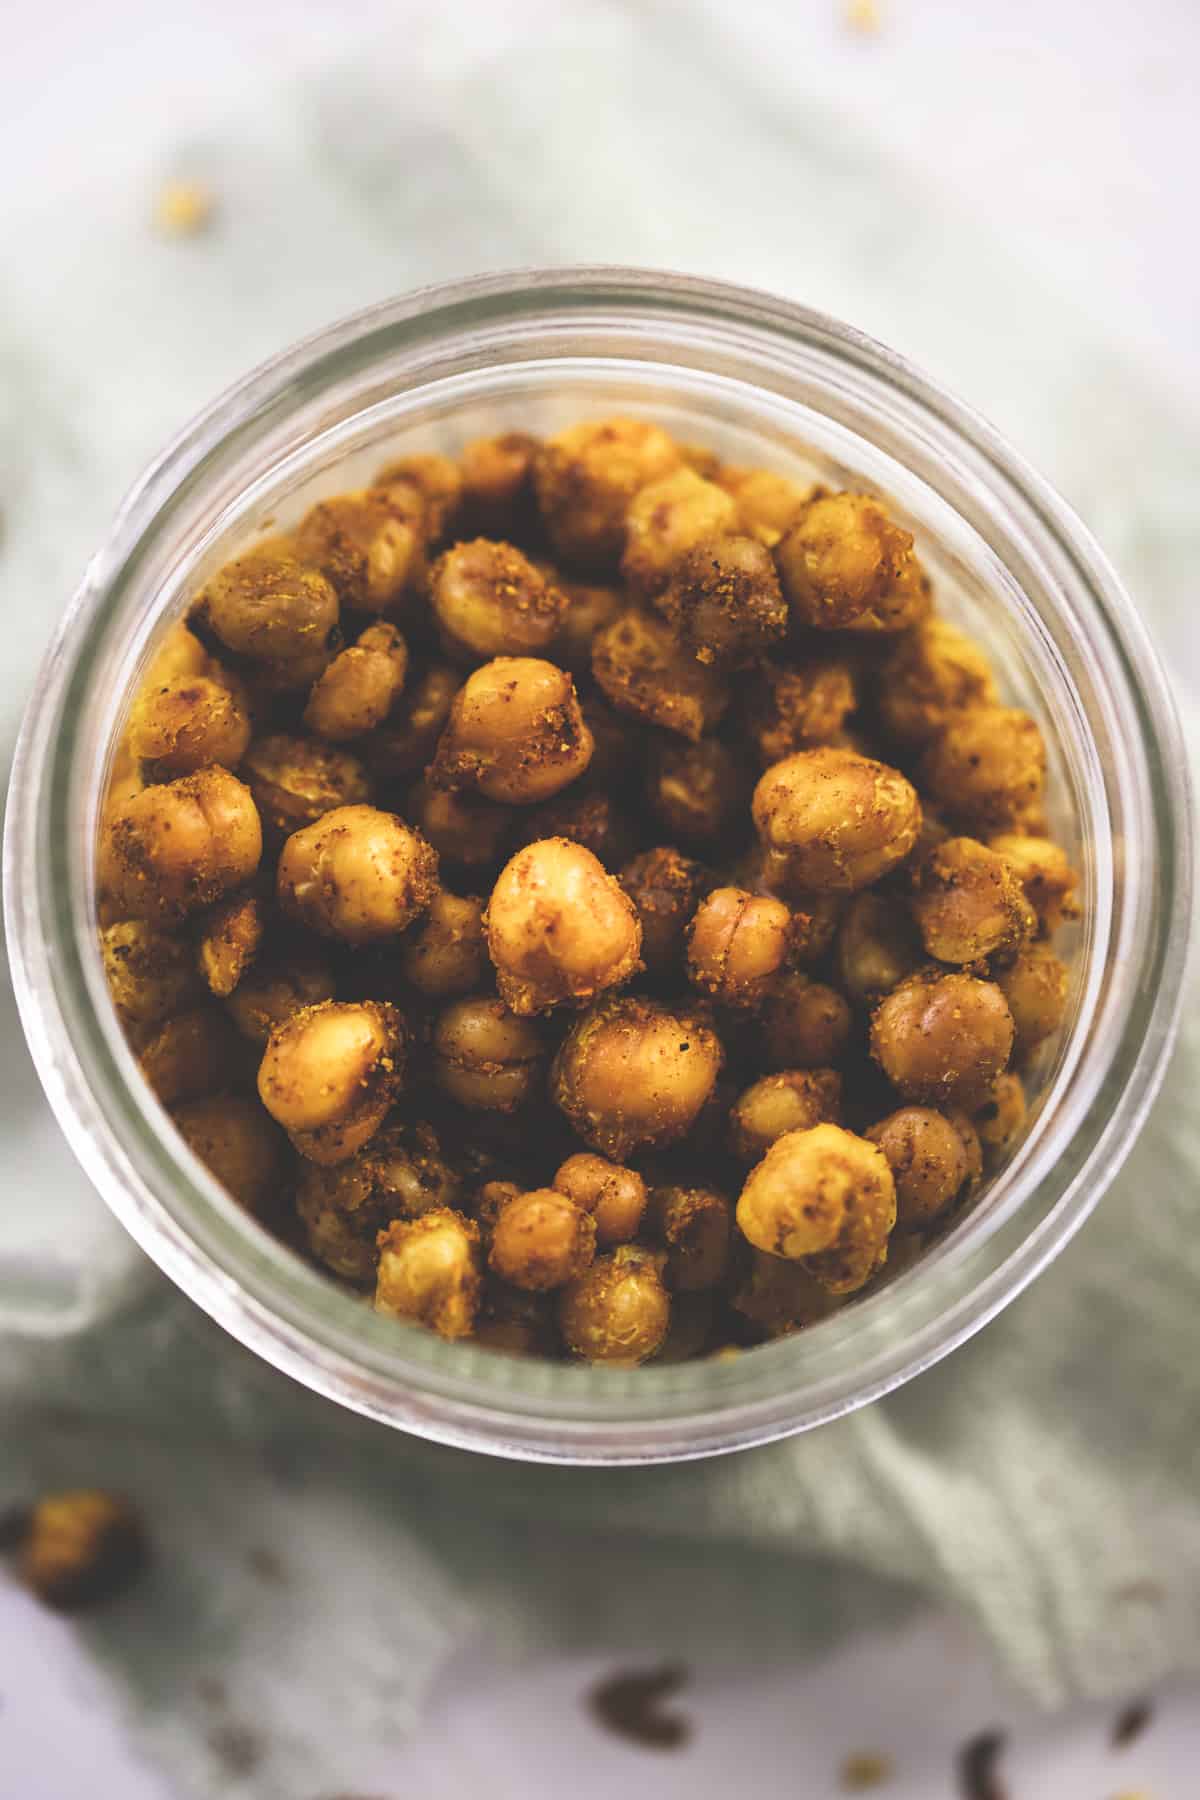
[399,890,486,997]
[646,1186,733,1291]
[870,969,1014,1109]
[534,417,682,570]
[752,746,921,893]
[835,891,922,1007]
[646,739,748,851]
[622,468,741,598]
[277,803,438,945]
[619,847,711,977]
[559,1245,672,1364]
[485,837,642,1015]
[551,995,723,1162]
[994,942,1069,1060]
[776,491,929,633]
[296,1120,461,1283]
[106,765,263,923]
[921,704,1047,833]
[865,1106,975,1231]
[745,658,857,767]
[432,996,544,1113]
[909,837,1036,966]
[728,1068,843,1164]
[592,609,730,742]
[242,734,371,846]
[431,539,568,662]
[257,999,404,1165]
[195,885,266,998]
[294,487,427,615]
[303,622,408,742]
[431,656,594,805]
[489,1188,597,1291]
[552,1153,648,1247]
[686,887,792,1010]
[973,1071,1027,1160]
[374,1208,482,1339]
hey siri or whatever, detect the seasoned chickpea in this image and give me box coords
[732,1251,840,1337]
[994,943,1068,1058]
[196,542,340,675]
[776,491,929,633]
[373,451,463,540]
[144,620,212,688]
[865,1106,973,1231]
[128,672,251,779]
[686,886,792,1010]
[618,848,710,978]
[746,659,857,767]
[909,837,1036,965]
[752,747,921,893]
[974,1071,1027,1159]
[552,995,723,1161]
[489,1188,597,1291]
[646,739,748,851]
[645,1186,733,1291]
[303,622,408,742]
[552,1153,648,1247]
[294,486,426,614]
[295,1120,460,1283]
[431,539,567,665]
[733,851,846,960]
[534,417,682,569]
[363,662,457,784]
[173,1094,286,1218]
[591,609,729,742]
[869,969,1014,1108]
[728,1068,842,1163]
[835,891,923,1007]
[224,947,336,1044]
[195,887,266,998]
[470,1179,524,1245]
[257,999,404,1164]
[242,734,371,846]
[398,890,486,997]
[621,469,740,599]
[878,616,998,746]
[432,996,544,1112]
[431,657,594,805]
[920,704,1047,832]
[409,779,514,870]
[139,1005,245,1106]
[653,531,787,667]
[277,804,438,945]
[485,838,642,1015]
[374,1208,482,1339]
[101,920,199,1039]
[559,1244,671,1364]
[511,787,636,873]
[106,766,262,923]
[759,972,852,1070]
[737,1123,895,1265]
[987,833,1080,935]
[718,466,812,547]
[459,431,541,536]
[553,580,623,673]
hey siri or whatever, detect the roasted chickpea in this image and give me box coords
[195,886,266,998]
[745,659,857,768]
[139,1005,245,1106]
[277,804,438,945]
[295,1120,460,1283]
[869,969,1014,1108]
[591,609,729,742]
[374,1208,482,1339]
[196,541,340,674]
[909,837,1036,965]
[646,738,749,851]
[621,470,740,599]
[973,1071,1027,1160]
[485,838,642,1015]
[15,1491,148,1613]
[143,620,212,688]
[618,847,711,978]
[105,766,262,924]
[732,1251,840,1337]
[432,996,544,1112]
[920,704,1047,833]
[776,490,929,633]
[430,539,568,663]
[737,1123,895,1267]
[489,1188,597,1291]
[686,887,792,1010]
[431,657,594,805]
[511,787,636,872]
[242,734,371,846]
[728,1068,842,1163]
[224,947,336,1044]
[645,1186,733,1291]
[173,1094,286,1218]
[552,1153,648,1247]
[303,622,408,742]
[294,486,426,614]
[759,972,852,1070]
[877,616,997,746]
[718,466,812,548]
[994,943,1069,1058]
[553,581,624,673]
[752,747,921,893]
[257,999,404,1164]
[363,662,458,784]
[458,431,541,536]
[552,995,723,1162]
[534,417,682,570]
[653,531,787,667]
[101,920,199,1039]
[987,833,1080,935]
[409,779,515,871]
[865,1106,973,1231]
[559,1244,671,1364]
[373,451,463,540]
[128,672,251,779]
[470,1179,524,1245]
[835,891,923,1007]
[398,890,486,997]
[732,851,846,960]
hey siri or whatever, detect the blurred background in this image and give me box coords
[2,1,1198,1796]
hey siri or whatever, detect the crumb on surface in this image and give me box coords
[957,1728,1007,1800]
[842,1748,894,1788]
[1111,1697,1154,1748]
[154,180,216,237]
[588,1662,691,1750]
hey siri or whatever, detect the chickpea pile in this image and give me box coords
[97,421,1079,1365]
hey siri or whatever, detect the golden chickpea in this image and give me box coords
[869,969,1014,1109]
[516,787,637,874]
[15,1491,147,1613]
[128,672,251,779]
[409,778,515,871]
[277,804,439,945]
[431,657,594,805]
[553,581,624,673]
[618,848,711,977]
[591,609,729,742]
[374,1208,482,1339]
[552,1153,648,1247]
[746,659,858,767]
[621,469,740,599]
[143,620,212,688]
[257,999,405,1164]
[878,616,998,747]
[485,838,642,1015]
[646,738,748,851]
[195,886,266,998]
[558,1244,671,1364]
[295,1120,461,1283]
[646,1186,733,1291]
[224,947,336,1044]
[653,531,787,666]
[728,1068,843,1163]
[686,886,792,1010]
[432,996,545,1113]
[172,1094,286,1218]
[737,1122,895,1264]
[732,1251,840,1337]
[139,1005,245,1107]
[974,1071,1027,1159]
[835,892,923,1007]
[920,704,1047,833]
[458,431,541,536]
[759,972,852,1070]
[197,541,340,672]
[489,1188,597,1291]
[864,1106,973,1230]
[294,486,426,614]
[776,491,929,633]
[398,890,486,997]
[106,766,262,923]
[303,622,408,742]
[363,662,458,784]
[718,466,812,548]
[994,943,1069,1058]
[752,747,921,892]
[987,833,1080,936]
[469,1179,524,1246]
[431,539,568,663]
[242,734,371,846]
[534,417,682,569]
[732,851,846,960]
[373,451,463,540]
[551,995,723,1162]
[101,919,199,1039]
[909,837,1036,965]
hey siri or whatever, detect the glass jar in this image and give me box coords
[4,269,1191,1464]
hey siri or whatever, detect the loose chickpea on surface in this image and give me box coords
[139,1005,246,1107]
[865,1106,974,1231]
[398,890,486,997]
[728,1069,843,1164]
[921,704,1047,832]
[431,539,568,662]
[909,837,1036,966]
[485,838,642,1016]
[759,972,852,1071]
[432,996,544,1113]
[431,657,594,805]
[458,432,541,537]
[294,486,427,614]
[994,943,1069,1059]
[224,946,336,1044]
[374,1208,482,1339]
[257,999,404,1164]
[870,969,1014,1109]
[646,739,748,852]
[534,417,682,569]
[746,659,857,768]
[877,615,998,747]
[987,833,1080,936]
[752,747,921,893]
[776,490,929,633]
[242,734,371,845]
[552,1153,648,1247]
[686,887,792,1011]
[653,531,787,667]
[618,847,711,977]
[552,995,724,1162]
[195,886,266,997]
[295,1120,461,1283]
[835,891,922,1007]
[646,1186,733,1291]
[128,672,251,779]
[173,1094,286,1218]
[621,470,740,599]
[489,1188,597,1291]
[14,1491,148,1613]
[105,765,262,923]
[592,609,729,743]
[974,1071,1027,1160]
[559,1245,672,1364]
[101,919,199,1038]
[736,1123,896,1274]
[303,622,408,742]
[277,804,438,945]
